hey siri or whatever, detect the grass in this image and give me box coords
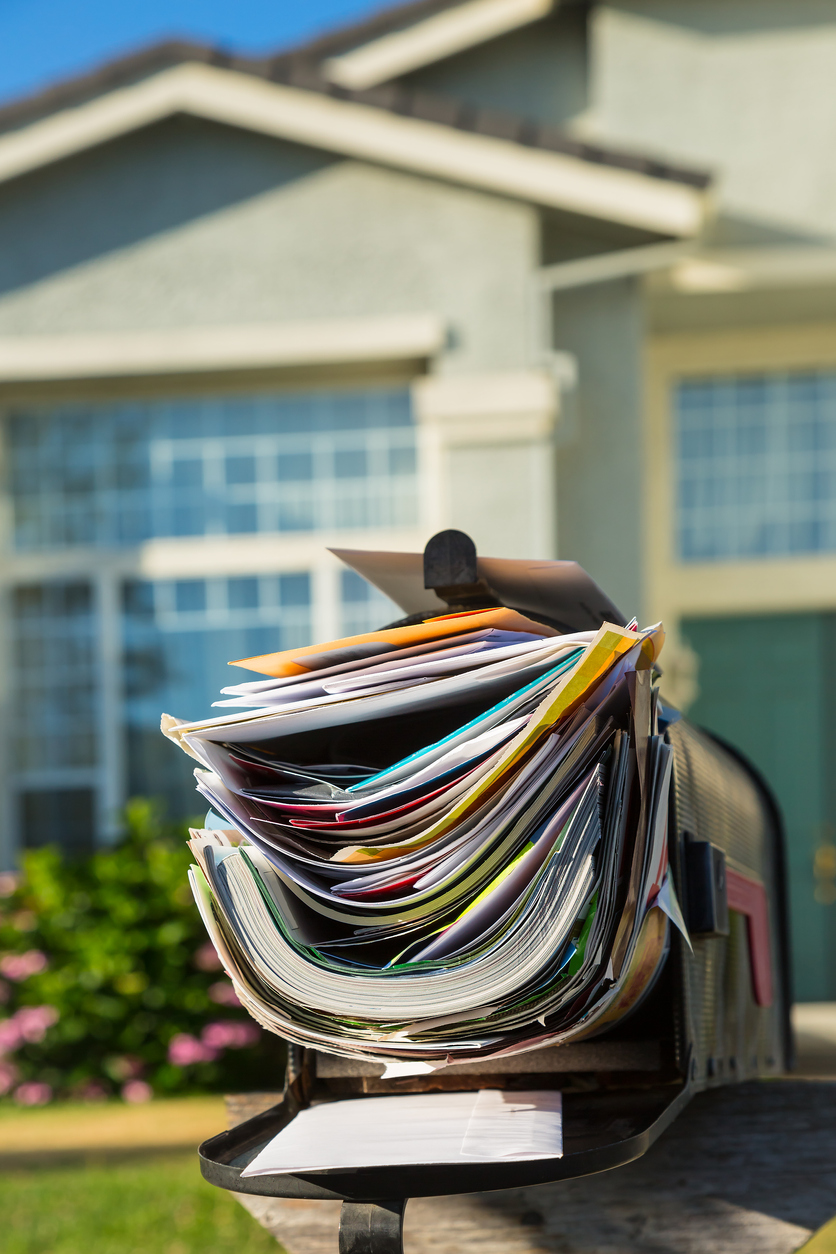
[0,1095,227,1156]
[0,1151,281,1254]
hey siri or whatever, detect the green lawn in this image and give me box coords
[0,1152,281,1254]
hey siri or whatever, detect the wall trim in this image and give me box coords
[0,314,446,383]
[413,369,558,444]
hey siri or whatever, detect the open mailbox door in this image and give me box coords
[189,533,791,1253]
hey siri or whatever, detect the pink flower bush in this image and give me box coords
[201,1020,260,1051]
[122,1079,153,1104]
[14,1081,51,1106]
[167,1033,218,1066]
[208,980,241,1007]
[0,951,48,981]
[0,1060,18,1094]
[0,1005,59,1053]
[193,942,222,972]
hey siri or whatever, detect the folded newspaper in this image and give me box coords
[161,550,684,1072]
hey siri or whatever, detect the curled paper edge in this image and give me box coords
[654,873,693,953]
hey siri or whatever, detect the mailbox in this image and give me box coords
[196,533,792,1253]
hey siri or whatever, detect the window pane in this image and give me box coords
[278,573,311,607]
[675,370,836,561]
[228,577,259,610]
[277,453,313,481]
[334,449,367,478]
[175,580,206,613]
[225,455,256,485]
[172,458,202,488]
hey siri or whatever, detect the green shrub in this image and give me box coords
[0,800,285,1103]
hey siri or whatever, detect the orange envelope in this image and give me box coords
[229,607,557,678]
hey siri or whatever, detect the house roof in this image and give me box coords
[0,0,570,128]
[0,39,708,185]
[0,0,575,137]
[0,9,710,238]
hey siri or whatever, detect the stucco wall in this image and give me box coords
[587,0,836,241]
[0,115,539,376]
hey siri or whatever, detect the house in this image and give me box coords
[0,0,833,998]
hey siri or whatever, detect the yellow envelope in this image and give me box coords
[333,622,658,865]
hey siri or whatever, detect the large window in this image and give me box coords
[1,385,419,857]
[6,389,417,549]
[676,371,836,561]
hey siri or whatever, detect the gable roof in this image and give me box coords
[0,32,709,238]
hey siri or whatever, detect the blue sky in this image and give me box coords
[0,0,387,107]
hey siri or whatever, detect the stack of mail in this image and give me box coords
[162,563,684,1071]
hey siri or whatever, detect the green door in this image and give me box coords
[682,613,836,1002]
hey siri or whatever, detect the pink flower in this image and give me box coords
[201,1020,260,1051]
[14,1005,59,1043]
[0,873,19,898]
[14,1081,51,1106]
[0,1060,18,1094]
[208,980,241,1007]
[167,1033,218,1066]
[193,942,222,972]
[0,951,48,981]
[122,1079,153,1104]
[0,1018,22,1053]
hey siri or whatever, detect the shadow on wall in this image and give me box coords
[0,115,336,297]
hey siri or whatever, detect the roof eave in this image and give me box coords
[322,0,556,92]
[0,61,709,238]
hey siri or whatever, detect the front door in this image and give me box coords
[682,612,836,1002]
